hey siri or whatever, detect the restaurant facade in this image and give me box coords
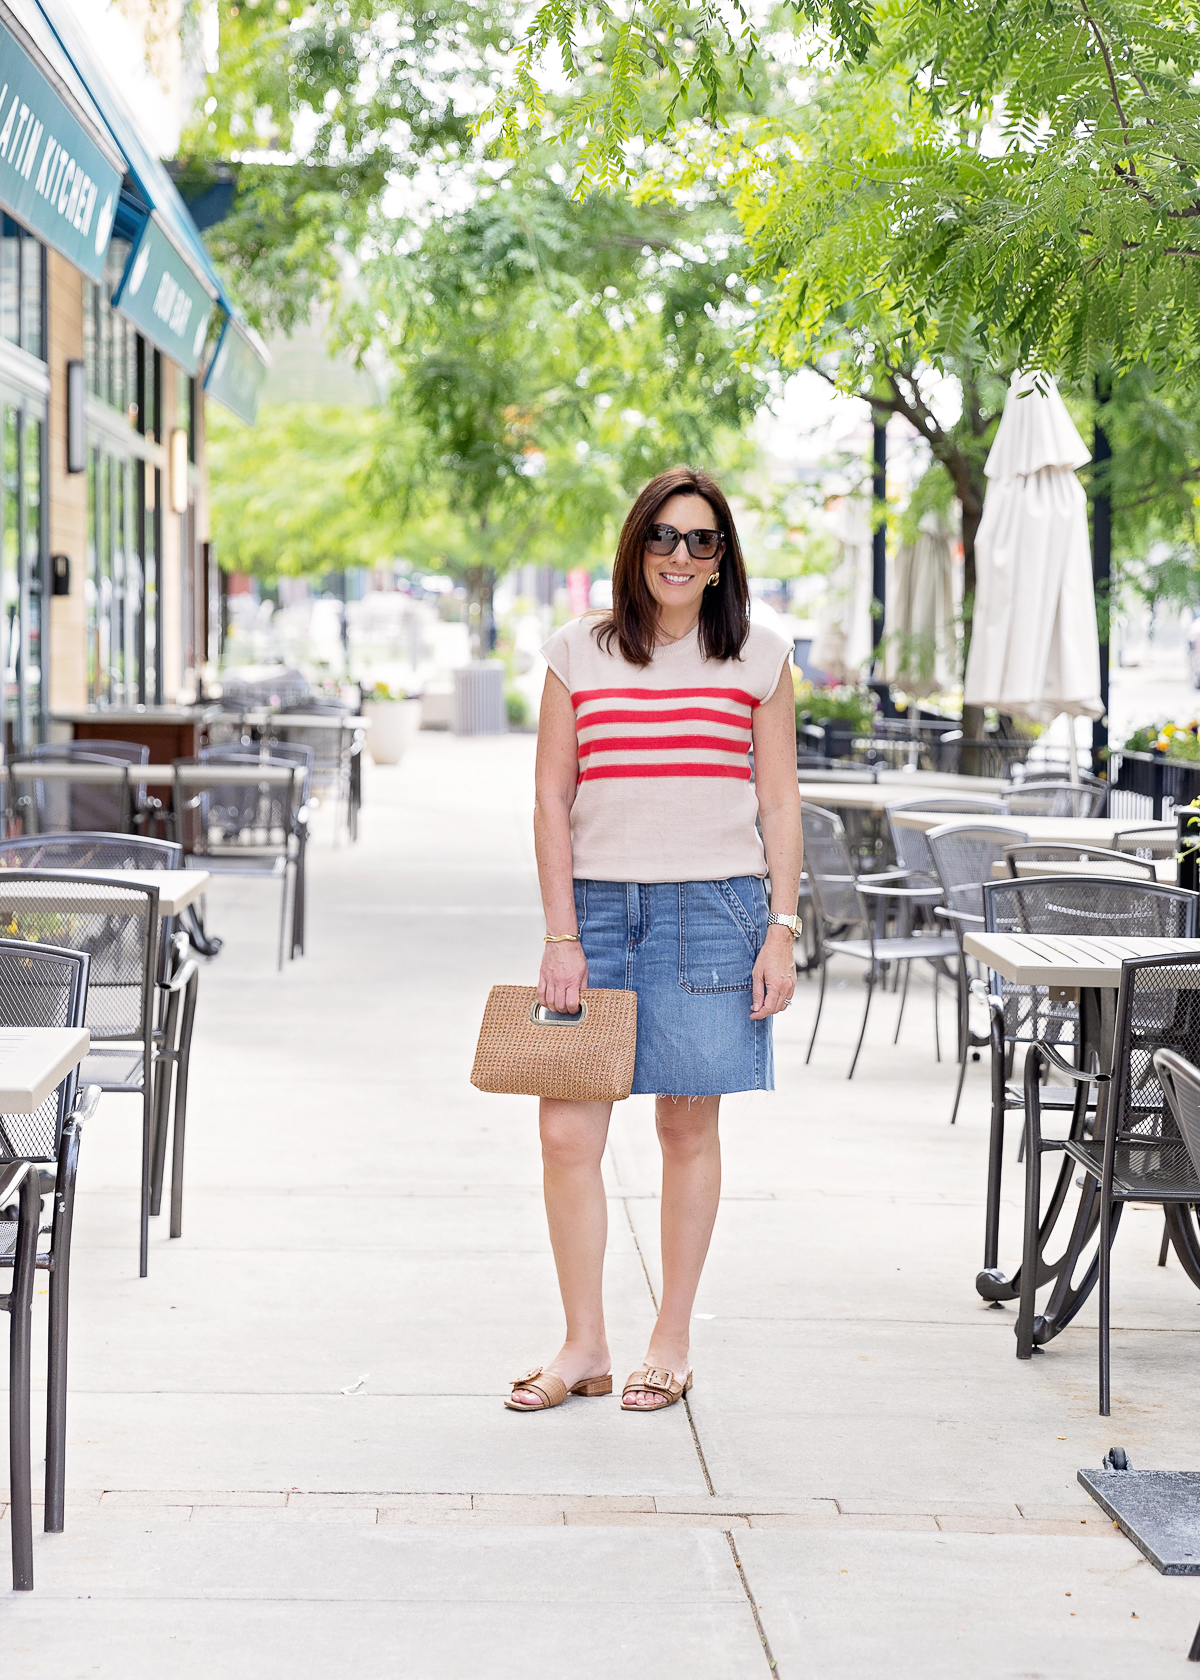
[0,0,266,753]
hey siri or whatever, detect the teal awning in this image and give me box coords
[34,0,268,390]
[0,7,122,280]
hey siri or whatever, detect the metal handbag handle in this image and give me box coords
[529,1000,588,1026]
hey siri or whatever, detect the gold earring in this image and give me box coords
[707,571,720,587]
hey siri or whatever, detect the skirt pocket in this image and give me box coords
[678,879,760,995]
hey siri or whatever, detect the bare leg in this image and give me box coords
[626,1094,722,1409]
[509,1097,614,1407]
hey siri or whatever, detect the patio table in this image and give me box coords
[0,1027,90,1110]
[0,869,210,917]
[892,810,1172,849]
[797,773,1006,813]
[963,931,1200,1350]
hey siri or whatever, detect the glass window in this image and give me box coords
[86,445,141,705]
[20,234,41,362]
[1,220,18,347]
[3,405,18,745]
[24,414,41,734]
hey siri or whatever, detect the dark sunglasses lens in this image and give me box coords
[685,531,721,559]
[646,525,679,555]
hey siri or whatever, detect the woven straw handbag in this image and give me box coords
[471,986,637,1101]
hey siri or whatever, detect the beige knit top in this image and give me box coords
[542,616,792,883]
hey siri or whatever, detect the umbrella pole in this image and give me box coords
[1065,714,1080,783]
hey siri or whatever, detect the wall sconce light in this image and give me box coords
[66,360,84,473]
[170,428,189,514]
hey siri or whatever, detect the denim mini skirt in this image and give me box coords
[573,877,774,1097]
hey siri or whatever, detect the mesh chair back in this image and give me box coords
[0,940,87,1162]
[31,741,149,766]
[1001,782,1105,818]
[0,833,181,871]
[927,823,1029,921]
[983,875,1196,941]
[201,743,314,803]
[268,717,351,789]
[1107,959,1200,1184]
[1001,842,1154,880]
[1156,1048,1200,1182]
[1114,826,1177,861]
[174,763,302,860]
[887,799,1010,882]
[0,874,156,1042]
[9,758,132,835]
[801,805,863,926]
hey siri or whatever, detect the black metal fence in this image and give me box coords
[1109,750,1200,820]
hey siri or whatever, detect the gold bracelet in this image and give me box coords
[544,933,582,943]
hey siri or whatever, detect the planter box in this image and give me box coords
[362,699,420,766]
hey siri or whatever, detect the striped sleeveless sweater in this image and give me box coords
[541,616,791,883]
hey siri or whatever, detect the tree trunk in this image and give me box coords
[959,496,985,746]
[463,564,497,659]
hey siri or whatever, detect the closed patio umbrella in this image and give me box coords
[883,512,958,694]
[963,372,1103,729]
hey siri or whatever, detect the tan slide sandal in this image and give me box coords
[504,1366,613,1411]
[621,1366,692,1411]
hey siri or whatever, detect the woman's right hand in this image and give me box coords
[538,939,589,1015]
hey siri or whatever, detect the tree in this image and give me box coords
[207,404,398,576]
[347,162,769,644]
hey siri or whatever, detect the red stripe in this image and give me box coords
[578,734,750,758]
[577,708,752,730]
[579,763,752,782]
[572,686,761,707]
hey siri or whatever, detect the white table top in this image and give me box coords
[0,1027,90,1111]
[1,762,304,786]
[798,775,1006,813]
[890,811,1173,848]
[963,932,1199,987]
[0,869,210,916]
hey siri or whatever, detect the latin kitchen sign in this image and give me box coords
[0,21,121,282]
[111,214,214,375]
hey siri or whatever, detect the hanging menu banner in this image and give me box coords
[0,22,120,281]
[205,315,270,424]
[111,214,215,374]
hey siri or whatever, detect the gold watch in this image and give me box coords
[767,913,802,935]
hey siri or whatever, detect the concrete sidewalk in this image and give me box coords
[4,732,1200,1676]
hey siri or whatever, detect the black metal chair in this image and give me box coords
[802,804,958,1077]
[887,798,1011,889]
[1001,781,1106,818]
[271,703,360,842]
[0,832,181,872]
[0,874,165,1277]
[0,838,203,1250]
[1002,842,1155,880]
[8,757,135,836]
[0,940,98,1549]
[0,1154,40,1589]
[1017,951,1200,1412]
[173,761,307,967]
[975,876,1197,1316]
[925,822,1030,1122]
[201,741,314,805]
[1113,825,1177,863]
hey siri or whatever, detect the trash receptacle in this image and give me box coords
[453,662,506,736]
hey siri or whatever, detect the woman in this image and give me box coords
[507,466,803,1415]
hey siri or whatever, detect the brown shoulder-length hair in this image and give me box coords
[594,467,750,668]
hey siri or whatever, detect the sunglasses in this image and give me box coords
[645,523,724,560]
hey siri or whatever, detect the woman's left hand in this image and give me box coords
[750,926,797,1020]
